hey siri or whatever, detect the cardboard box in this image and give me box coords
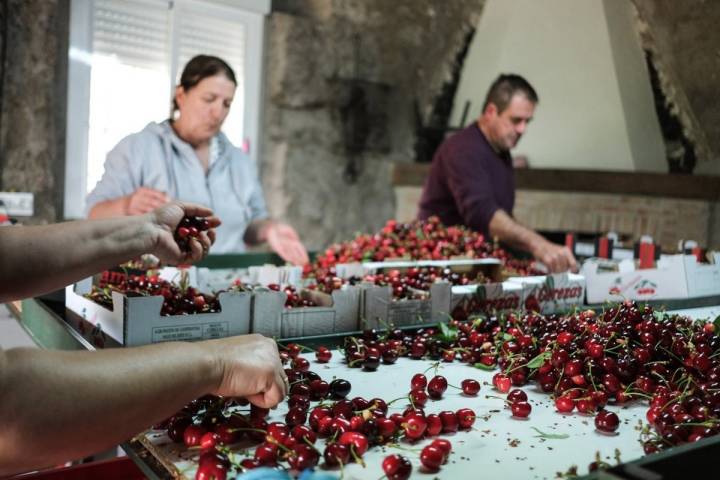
[65,278,252,346]
[251,286,361,338]
[581,255,687,304]
[335,258,502,280]
[360,282,452,329]
[450,281,525,315]
[684,252,720,298]
[507,273,586,313]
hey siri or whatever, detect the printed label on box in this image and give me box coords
[151,322,229,342]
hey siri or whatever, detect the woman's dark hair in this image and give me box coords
[482,73,538,114]
[172,55,237,112]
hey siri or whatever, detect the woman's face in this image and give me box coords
[175,74,236,143]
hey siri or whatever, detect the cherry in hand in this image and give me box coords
[175,215,210,253]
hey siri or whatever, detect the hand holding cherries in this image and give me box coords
[175,215,211,253]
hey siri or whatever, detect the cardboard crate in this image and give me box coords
[450,281,525,316]
[581,255,687,303]
[65,278,252,346]
[582,254,720,303]
[684,252,720,298]
[335,258,502,280]
[360,282,453,328]
[251,286,361,338]
[507,273,586,313]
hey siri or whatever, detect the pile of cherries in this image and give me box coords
[306,217,498,273]
[164,340,474,480]
[89,272,223,316]
[174,215,211,253]
[362,266,489,300]
[267,284,318,308]
[155,299,720,477]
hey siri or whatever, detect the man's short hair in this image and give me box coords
[482,74,538,113]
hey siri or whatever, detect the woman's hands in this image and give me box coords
[265,222,310,266]
[126,187,170,215]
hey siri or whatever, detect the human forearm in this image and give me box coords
[488,209,545,253]
[489,209,577,272]
[88,196,129,219]
[0,342,219,475]
[0,215,155,302]
[244,218,273,245]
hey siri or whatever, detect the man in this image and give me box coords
[418,74,576,272]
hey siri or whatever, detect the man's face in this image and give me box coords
[485,93,535,152]
[175,74,236,143]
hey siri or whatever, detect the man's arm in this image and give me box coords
[489,209,577,272]
[0,202,218,302]
[0,334,285,476]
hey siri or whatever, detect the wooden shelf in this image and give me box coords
[392,163,720,201]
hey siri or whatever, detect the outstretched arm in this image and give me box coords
[0,333,286,476]
[245,219,310,266]
[489,209,577,273]
[0,202,219,303]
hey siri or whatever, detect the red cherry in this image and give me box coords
[456,408,476,429]
[595,410,620,433]
[431,438,452,462]
[183,424,207,447]
[196,451,229,480]
[511,401,532,418]
[254,442,279,466]
[338,431,369,456]
[420,444,444,471]
[287,444,320,470]
[439,410,458,433]
[382,454,413,480]
[403,413,427,440]
[425,414,443,436]
[199,432,220,450]
[427,375,448,399]
[323,442,350,467]
[409,388,429,407]
[555,395,575,413]
[411,373,428,390]
[492,373,511,393]
[316,346,332,363]
[507,389,528,403]
[461,379,481,396]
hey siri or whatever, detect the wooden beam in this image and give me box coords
[391,164,720,201]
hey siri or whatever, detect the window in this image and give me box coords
[64,0,269,218]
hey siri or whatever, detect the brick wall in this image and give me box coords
[395,186,717,250]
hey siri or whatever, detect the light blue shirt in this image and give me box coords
[86,121,268,253]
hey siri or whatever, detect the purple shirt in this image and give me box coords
[417,124,515,237]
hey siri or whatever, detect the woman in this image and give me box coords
[86,55,308,265]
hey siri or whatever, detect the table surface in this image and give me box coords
[8,298,720,480]
[142,302,720,480]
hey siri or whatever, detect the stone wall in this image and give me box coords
[262,0,485,249]
[631,0,720,174]
[0,0,68,224]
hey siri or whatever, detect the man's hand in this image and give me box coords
[205,334,287,408]
[125,187,170,216]
[147,202,221,264]
[266,222,310,266]
[531,240,578,273]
